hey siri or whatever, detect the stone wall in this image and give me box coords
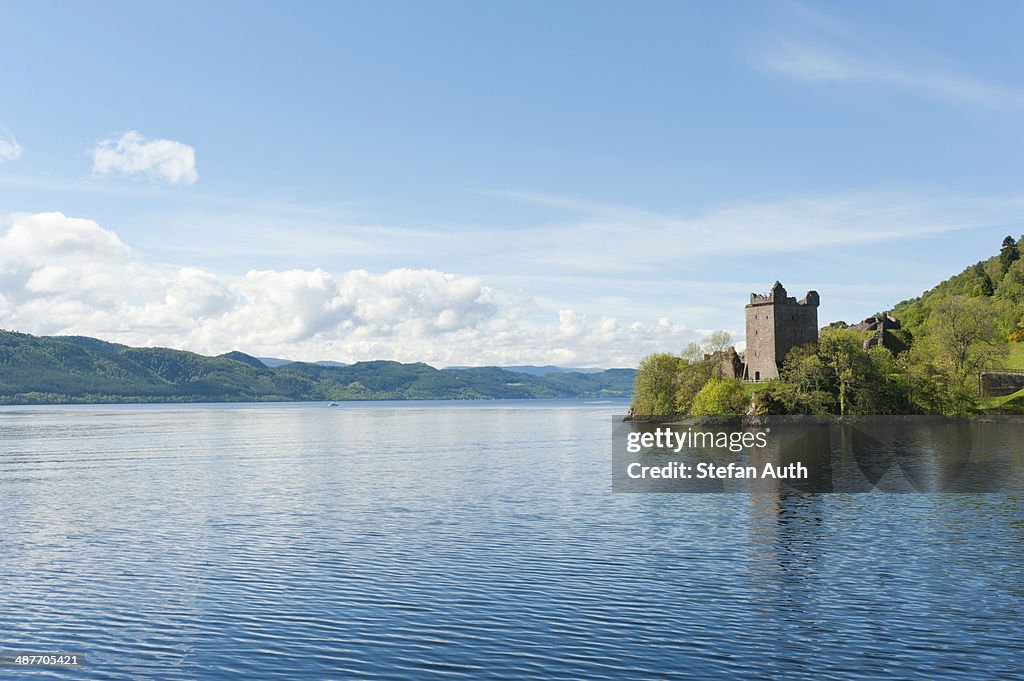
[832,313,907,353]
[980,371,1024,397]
[717,347,744,380]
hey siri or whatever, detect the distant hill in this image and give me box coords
[0,331,635,404]
[445,364,607,376]
[258,357,349,368]
[219,351,268,368]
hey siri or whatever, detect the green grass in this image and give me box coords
[1004,342,1024,369]
[981,385,1024,411]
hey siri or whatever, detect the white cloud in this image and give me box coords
[0,132,21,162]
[761,42,1024,110]
[0,212,702,366]
[92,131,198,185]
[113,186,1024,287]
[488,190,1024,272]
[756,6,1024,110]
[0,211,132,263]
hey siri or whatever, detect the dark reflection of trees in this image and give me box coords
[745,492,833,645]
[747,493,825,576]
[839,418,1022,492]
[743,421,832,625]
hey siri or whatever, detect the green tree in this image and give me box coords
[680,341,703,363]
[1000,235,1020,273]
[703,330,733,355]
[631,353,681,416]
[781,343,829,392]
[930,295,1006,376]
[674,356,718,413]
[690,378,747,416]
[1001,258,1024,308]
[921,296,1008,413]
[898,339,972,415]
[777,343,835,414]
[852,346,913,414]
[818,328,867,415]
[981,274,995,296]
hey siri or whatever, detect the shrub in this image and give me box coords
[690,378,747,416]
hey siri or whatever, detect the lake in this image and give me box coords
[1,401,1022,679]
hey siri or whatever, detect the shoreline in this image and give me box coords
[624,413,1024,424]
[0,396,633,408]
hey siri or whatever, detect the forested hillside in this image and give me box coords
[892,235,1024,343]
[0,331,634,404]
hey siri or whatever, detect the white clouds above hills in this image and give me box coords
[0,212,703,366]
[92,131,198,186]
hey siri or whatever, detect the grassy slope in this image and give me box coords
[981,386,1024,413]
[1005,342,1024,369]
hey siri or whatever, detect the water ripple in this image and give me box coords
[1,402,1022,679]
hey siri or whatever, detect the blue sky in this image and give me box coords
[1,0,1022,366]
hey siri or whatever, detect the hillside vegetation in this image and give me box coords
[891,235,1024,344]
[0,331,635,404]
[631,235,1024,417]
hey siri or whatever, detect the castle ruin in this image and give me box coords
[743,281,819,381]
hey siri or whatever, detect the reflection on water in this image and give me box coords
[1,402,1022,679]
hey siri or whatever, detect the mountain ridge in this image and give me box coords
[0,330,635,404]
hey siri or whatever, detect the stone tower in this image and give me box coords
[743,281,819,381]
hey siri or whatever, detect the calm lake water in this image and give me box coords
[1,401,1022,679]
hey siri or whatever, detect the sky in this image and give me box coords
[1,0,1022,367]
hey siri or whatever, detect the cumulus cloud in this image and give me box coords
[92,131,198,185]
[0,212,700,366]
[0,211,131,263]
[0,132,21,162]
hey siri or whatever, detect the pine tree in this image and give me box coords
[981,274,995,296]
[1000,235,1020,273]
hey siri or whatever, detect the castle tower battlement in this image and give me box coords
[743,281,819,381]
